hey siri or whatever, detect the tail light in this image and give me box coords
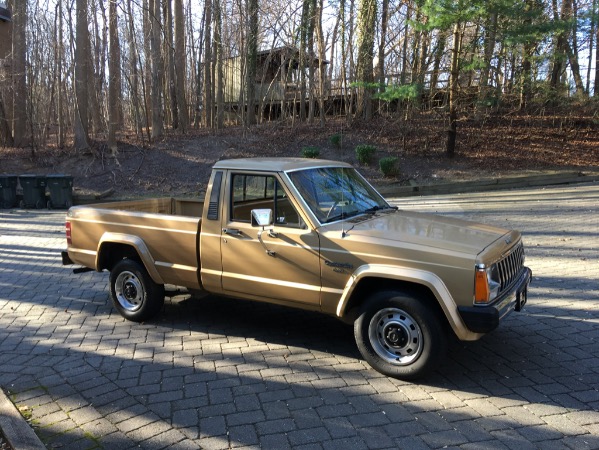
[66,221,72,246]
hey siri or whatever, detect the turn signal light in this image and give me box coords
[474,267,490,304]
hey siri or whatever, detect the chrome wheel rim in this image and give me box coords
[369,307,423,365]
[115,271,144,312]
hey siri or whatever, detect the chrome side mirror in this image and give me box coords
[251,209,273,227]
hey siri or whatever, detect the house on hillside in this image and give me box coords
[222,46,328,109]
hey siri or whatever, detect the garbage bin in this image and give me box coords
[46,175,74,209]
[19,175,47,209]
[0,174,18,209]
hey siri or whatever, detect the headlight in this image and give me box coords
[474,264,501,304]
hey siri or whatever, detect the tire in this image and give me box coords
[109,259,165,322]
[354,290,447,380]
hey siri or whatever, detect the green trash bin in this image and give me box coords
[46,175,74,209]
[19,175,47,209]
[0,175,18,209]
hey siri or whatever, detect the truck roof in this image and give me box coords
[213,158,353,172]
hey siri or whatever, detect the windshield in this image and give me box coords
[288,167,391,224]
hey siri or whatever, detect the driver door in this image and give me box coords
[220,173,322,307]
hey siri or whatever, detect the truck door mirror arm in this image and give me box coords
[251,209,276,257]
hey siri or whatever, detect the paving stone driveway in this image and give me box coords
[1,183,598,450]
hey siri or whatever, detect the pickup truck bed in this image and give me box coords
[66,197,204,290]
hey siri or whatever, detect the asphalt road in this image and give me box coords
[1,183,598,449]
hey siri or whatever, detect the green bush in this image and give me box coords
[301,146,320,159]
[379,157,399,177]
[355,144,377,165]
[329,133,342,148]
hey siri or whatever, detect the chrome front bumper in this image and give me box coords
[458,266,532,334]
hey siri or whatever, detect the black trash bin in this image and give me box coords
[46,175,74,209]
[0,175,18,209]
[19,175,47,209]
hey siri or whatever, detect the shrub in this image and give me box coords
[329,133,342,148]
[301,146,320,159]
[379,157,399,177]
[355,144,377,165]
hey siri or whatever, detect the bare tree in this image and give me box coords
[214,0,224,129]
[355,0,377,119]
[150,0,164,139]
[74,0,90,151]
[447,21,461,158]
[12,0,26,146]
[165,0,178,129]
[204,0,213,128]
[108,0,120,154]
[246,0,259,126]
[174,0,189,132]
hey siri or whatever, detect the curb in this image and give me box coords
[0,389,46,450]
[377,171,599,197]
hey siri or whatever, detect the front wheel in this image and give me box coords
[354,291,447,380]
[109,259,165,322]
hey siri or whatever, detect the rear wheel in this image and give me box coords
[354,290,446,380]
[109,259,164,322]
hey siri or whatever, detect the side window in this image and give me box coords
[231,174,275,222]
[274,182,302,228]
[230,174,303,228]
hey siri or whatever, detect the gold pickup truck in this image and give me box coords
[62,158,531,379]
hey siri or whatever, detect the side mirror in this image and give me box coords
[251,209,273,227]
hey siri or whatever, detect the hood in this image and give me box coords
[335,210,509,256]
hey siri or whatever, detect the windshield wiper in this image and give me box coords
[325,210,361,223]
[363,205,397,214]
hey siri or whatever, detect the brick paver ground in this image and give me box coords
[1,183,598,449]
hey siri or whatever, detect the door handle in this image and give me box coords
[222,228,241,236]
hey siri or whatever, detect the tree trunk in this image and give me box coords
[299,0,310,122]
[174,0,189,132]
[430,30,447,92]
[150,0,164,139]
[246,0,258,126]
[307,0,316,124]
[478,11,497,107]
[355,0,377,119]
[74,0,90,151]
[108,0,120,154]
[587,0,595,94]
[376,0,388,91]
[567,0,585,96]
[214,0,224,129]
[143,0,152,129]
[89,0,104,135]
[57,0,65,148]
[12,0,26,147]
[204,0,213,128]
[165,0,178,129]
[315,0,326,127]
[447,22,461,158]
[126,0,143,139]
[596,0,599,96]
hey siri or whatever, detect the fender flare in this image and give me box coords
[96,232,165,285]
[335,264,482,341]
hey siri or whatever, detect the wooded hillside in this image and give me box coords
[1,0,598,157]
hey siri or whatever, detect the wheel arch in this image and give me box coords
[336,264,481,341]
[96,233,165,284]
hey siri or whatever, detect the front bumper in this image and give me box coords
[458,266,532,333]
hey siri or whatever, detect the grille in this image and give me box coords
[496,241,525,292]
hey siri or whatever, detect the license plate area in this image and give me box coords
[515,286,528,312]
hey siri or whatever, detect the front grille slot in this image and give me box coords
[497,242,524,292]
